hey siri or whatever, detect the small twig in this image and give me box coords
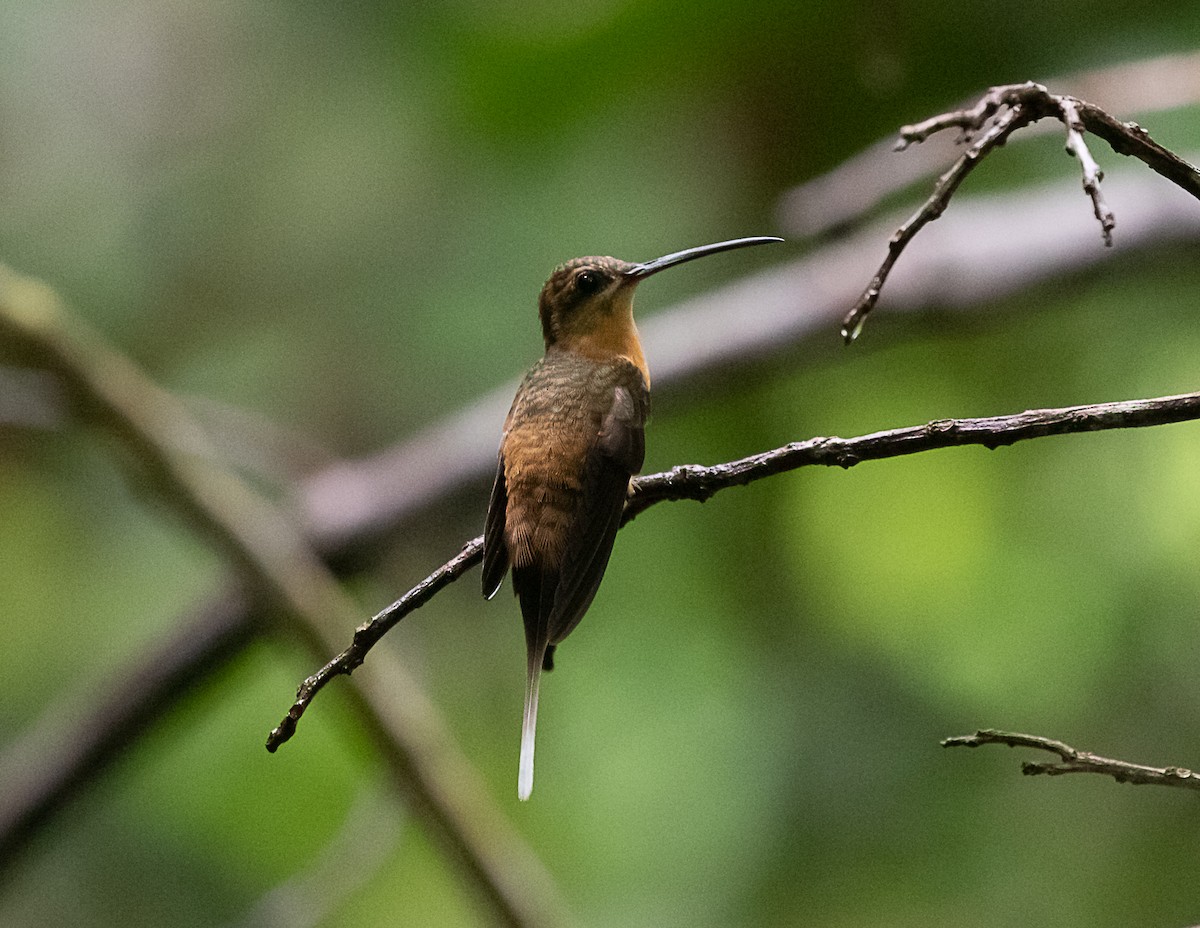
[268,538,484,751]
[270,390,1200,746]
[894,85,1015,148]
[776,51,1200,240]
[842,81,1200,342]
[1060,97,1115,245]
[843,88,1036,343]
[943,729,1200,791]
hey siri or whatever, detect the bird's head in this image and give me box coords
[535,237,782,367]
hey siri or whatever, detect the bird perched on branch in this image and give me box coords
[482,236,782,800]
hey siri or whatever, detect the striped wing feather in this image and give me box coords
[546,383,646,645]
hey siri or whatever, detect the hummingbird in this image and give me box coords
[481,235,782,800]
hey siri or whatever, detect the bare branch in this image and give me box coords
[268,538,484,751]
[270,390,1200,746]
[842,82,1200,342]
[624,391,1200,516]
[943,729,1200,791]
[777,50,1200,239]
[841,99,1033,343]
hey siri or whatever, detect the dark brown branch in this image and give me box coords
[843,99,1033,343]
[268,538,485,751]
[943,729,1200,791]
[842,82,1200,342]
[777,51,1200,240]
[269,390,1200,747]
[624,390,1200,516]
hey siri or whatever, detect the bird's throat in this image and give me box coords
[558,306,649,388]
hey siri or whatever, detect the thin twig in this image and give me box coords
[268,538,484,750]
[269,390,1200,746]
[843,85,1040,343]
[776,51,1200,240]
[1060,97,1115,245]
[943,729,1200,791]
[842,82,1200,342]
[858,105,1032,343]
[1075,99,1200,200]
[895,86,1013,147]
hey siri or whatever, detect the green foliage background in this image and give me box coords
[1,2,1199,925]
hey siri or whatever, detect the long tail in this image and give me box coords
[513,565,556,801]
[518,645,545,801]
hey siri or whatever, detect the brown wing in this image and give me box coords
[546,380,648,645]
[481,452,509,599]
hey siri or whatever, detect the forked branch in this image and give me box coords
[943,729,1200,791]
[842,82,1200,342]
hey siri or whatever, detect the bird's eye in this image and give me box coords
[574,269,604,295]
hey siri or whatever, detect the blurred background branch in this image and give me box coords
[0,586,255,870]
[300,162,1200,554]
[224,783,405,928]
[0,268,566,928]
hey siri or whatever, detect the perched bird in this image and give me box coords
[482,236,782,800]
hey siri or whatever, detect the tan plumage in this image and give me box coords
[482,237,781,800]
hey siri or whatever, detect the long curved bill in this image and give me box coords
[625,236,783,280]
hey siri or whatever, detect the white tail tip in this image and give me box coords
[518,662,541,801]
[518,741,535,801]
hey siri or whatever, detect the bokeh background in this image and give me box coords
[2,2,1199,926]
